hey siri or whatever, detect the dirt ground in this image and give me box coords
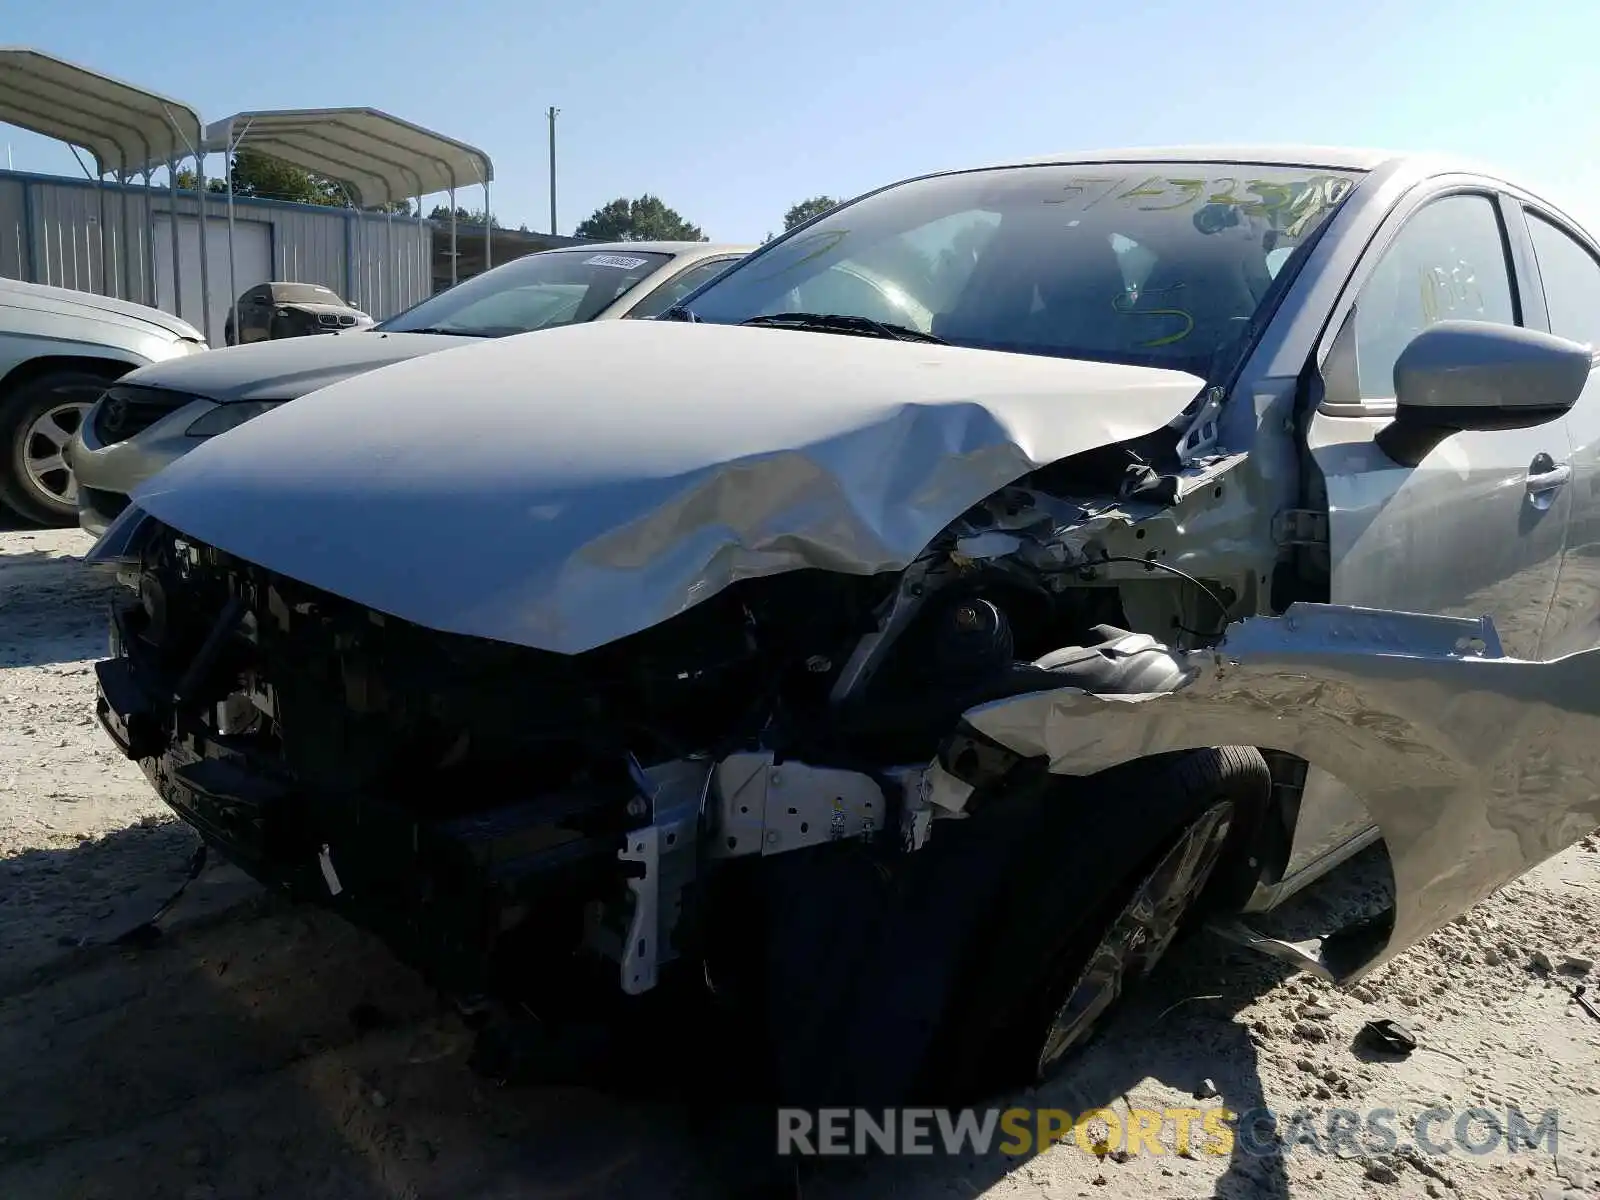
[4,524,1600,1200]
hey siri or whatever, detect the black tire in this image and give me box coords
[744,747,1272,1110]
[0,369,113,525]
[921,746,1273,1101]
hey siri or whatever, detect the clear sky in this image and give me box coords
[4,1,1598,243]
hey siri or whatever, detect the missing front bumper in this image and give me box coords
[94,646,636,998]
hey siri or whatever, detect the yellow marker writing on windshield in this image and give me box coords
[1113,286,1194,347]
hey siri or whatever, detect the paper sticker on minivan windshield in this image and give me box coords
[585,254,651,270]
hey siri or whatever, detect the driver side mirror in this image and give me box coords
[1375,320,1592,466]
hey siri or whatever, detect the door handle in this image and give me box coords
[1525,454,1571,512]
[1525,462,1572,495]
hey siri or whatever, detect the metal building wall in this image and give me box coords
[0,175,25,281]
[339,210,433,319]
[0,167,432,338]
[3,173,160,303]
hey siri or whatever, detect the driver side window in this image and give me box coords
[1354,193,1518,399]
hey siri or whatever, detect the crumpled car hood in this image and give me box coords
[118,330,475,404]
[132,319,1205,654]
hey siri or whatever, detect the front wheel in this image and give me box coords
[923,746,1273,1100]
[1035,795,1236,1076]
[0,370,111,525]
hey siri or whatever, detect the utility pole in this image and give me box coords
[547,106,560,236]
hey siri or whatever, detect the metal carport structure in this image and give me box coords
[202,108,495,337]
[0,46,212,331]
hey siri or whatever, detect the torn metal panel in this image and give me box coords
[961,602,1600,980]
[129,319,1203,655]
[1011,452,1257,579]
[1205,917,1337,981]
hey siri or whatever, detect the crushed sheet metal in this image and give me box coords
[961,602,1600,979]
[129,319,1204,654]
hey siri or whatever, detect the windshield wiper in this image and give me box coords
[395,326,500,337]
[739,312,945,344]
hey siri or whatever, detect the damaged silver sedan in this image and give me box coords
[86,145,1600,1105]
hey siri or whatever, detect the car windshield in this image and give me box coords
[378,249,672,337]
[683,162,1363,377]
[272,283,346,306]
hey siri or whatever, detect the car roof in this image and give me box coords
[944,144,1527,185]
[1002,144,1402,172]
[555,241,754,257]
[925,144,1552,212]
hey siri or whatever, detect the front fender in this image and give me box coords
[960,602,1600,980]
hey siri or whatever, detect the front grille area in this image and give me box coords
[317,312,358,327]
[93,385,204,445]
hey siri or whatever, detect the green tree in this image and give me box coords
[783,195,838,230]
[574,195,705,242]
[174,150,410,213]
[428,205,502,227]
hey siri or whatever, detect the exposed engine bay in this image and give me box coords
[93,422,1273,1005]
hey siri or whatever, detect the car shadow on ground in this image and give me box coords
[0,811,1391,1200]
[0,511,51,534]
[0,819,725,1200]
[741,846,1397,1199]
[0,545,120,669]
[764,939,1297,1200]
[499,855,1397,1199]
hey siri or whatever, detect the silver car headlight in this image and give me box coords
[185,400,283,438]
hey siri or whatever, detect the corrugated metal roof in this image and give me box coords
[203,108,494,207]
[0,47,203,175]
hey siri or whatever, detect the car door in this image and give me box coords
[1277,185,1576,888]
[241,287,273,343]
[1514,204,1600,660]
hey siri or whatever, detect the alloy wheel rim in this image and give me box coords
[1036,800,1235,1077]
[21,399,90,505]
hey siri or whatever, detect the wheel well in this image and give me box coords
[1251,749,1308,886]
[0,355,135,403]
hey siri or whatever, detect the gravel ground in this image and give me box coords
[3,524,1599,1200]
